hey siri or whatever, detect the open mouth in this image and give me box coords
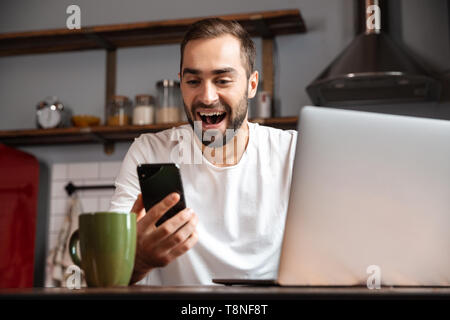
[197,111,227,125]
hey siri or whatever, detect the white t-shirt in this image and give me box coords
[109,122,297,285]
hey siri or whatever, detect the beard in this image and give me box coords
[183,89,248,148]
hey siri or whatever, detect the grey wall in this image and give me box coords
[401,0,450,72]
[0,0,449,166]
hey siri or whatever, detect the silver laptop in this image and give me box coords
[214,106,450,287]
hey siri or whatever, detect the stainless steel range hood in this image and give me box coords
[306,0,441,106]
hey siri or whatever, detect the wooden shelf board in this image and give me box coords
[0,117,298,147]
[0,9,306,56]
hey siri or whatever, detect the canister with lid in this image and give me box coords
[133,94,155,125]
[156,80,182,123]
[107,95,132,126]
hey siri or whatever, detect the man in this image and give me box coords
[109,18,297,285]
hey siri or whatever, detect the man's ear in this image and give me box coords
[247,71,259,99]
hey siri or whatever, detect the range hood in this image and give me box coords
[306,0,441,106]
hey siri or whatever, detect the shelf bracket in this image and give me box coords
[262,38,274,100]
[105,49,117,124]
[103,141,115,155]
[253,18,273,38]
[80,128,115,155]
[253,19,275,103]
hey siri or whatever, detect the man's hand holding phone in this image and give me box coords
[129,192,198,284]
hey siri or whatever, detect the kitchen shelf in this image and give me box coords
[0,9,305,153]
[0,117,298,147]
[0,9,306,116]
[0,10,306,56]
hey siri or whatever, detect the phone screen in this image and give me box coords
[137,163,187,226]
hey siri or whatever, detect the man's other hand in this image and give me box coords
[129,192,198,284]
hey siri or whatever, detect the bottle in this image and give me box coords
[133,94,155,125]
[107,95,132,126]
[156,80,182,123]
[253,91,272,118]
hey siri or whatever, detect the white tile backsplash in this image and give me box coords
[48,233,59,253]
[50,198,68,216]
[80,178,115,185]
[51,163,68,180]
[77,179,115,197]
[50,215,66,234]
[50,181,69,198]
[99,161,122,179]
[67,162,99,180]
[80,197,99,213]
[46,161,121,286]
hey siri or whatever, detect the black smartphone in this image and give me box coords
[137,163,187,227]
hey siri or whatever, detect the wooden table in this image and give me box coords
[2,286,447,318]
[1,285,449,300]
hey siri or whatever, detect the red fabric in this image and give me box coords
[0,144,39,288]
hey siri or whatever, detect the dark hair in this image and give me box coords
[180,18,256,78]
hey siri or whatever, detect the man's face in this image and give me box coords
[180,35,257,146]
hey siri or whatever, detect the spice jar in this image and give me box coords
[156,80,182,123]
[133,94,155,125]
[107,95,131,126]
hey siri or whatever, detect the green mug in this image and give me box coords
[69,212,137,287]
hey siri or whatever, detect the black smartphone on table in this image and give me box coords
[137,163,187,226]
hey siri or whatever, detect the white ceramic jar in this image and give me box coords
[132,94,155,125]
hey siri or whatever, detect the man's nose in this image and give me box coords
[199,81,218,106]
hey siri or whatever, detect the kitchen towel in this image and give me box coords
[46,194,85,287]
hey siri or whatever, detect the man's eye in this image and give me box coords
[216,79,232,85]
[186,80,200,85]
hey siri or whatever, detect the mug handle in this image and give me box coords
[69,230,82,267]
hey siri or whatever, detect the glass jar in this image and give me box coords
[156,80,182,123]
[133,94,155,125]
[107,95,131,126]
